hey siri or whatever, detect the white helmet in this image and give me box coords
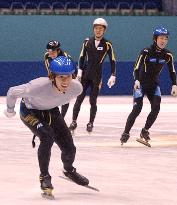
[93,18,108,29]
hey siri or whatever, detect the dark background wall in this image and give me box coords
[1,62,175,96]
[0,16,177,95]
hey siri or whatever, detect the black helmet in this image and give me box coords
[46,40,60,51]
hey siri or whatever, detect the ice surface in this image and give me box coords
[0,96,177,205]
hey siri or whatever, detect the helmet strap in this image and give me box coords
[52,78,61,92]
[49,73,58,89]
[153,41,163,51]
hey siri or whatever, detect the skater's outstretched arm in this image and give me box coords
[107,41,116,88]
[166,52,177,96]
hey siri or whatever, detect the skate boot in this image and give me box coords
[86,122,93,133]
[140,128,150,141]
[40,174,54,199]
[69,121,77,133]
[136,128,151,147]
[63,168,89,186]
[120,132,130,145]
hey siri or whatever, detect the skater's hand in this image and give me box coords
[134,80,140,90]
[171,85,177,97]
[77,69,82,82]
[4,109,16,118]
[107,75,116,88]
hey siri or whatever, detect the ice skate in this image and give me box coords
[59,175,99,192]
[40,174,54,199]
[140,128,150,141]
[86,122,93,133]
[120,133,130,145]
[69,121,77,134]
[63,168,89,186]
[136,128,151,147]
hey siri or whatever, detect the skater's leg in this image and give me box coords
[138,87,161,145]
[72,79,90,122]
[86,81,100,132]
[123,97,143,134]
[69,80,90,132]
[89,83,99,125]
[61,103,69,118]
[144,90,161,130]
[37,130,54,176]
[72,94,86,121]
[51,109,89,185]
[51,108,76,171]
[69,93,86,131]
[20,101,55,176]
[21,118,54,176]
[121,88,144,143]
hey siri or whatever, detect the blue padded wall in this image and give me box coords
[1,62,176,96]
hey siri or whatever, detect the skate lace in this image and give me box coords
[87,123,93,128]
[65,168,82,180]
[40,175,53,188]
[71,121,77,127]
[64,168,89,185]
[143,130,149,135]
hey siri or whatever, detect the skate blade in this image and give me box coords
[85,185,99,192]
[41,189,54,200]
[41,192,54,200]
[59,176,99,192]
[136,138,151,147]
[86,128,93,134]
[87,131,92,134]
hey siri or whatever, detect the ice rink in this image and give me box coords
[0,96,177,205]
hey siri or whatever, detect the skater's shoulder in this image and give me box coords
[70,79,83,94]
[70,79,82,88]
[141,47,150,53]
[28,77,52,90]
[29,77,51,88]
[103,38,112,44]
[84,37,90,41]
[164,48,173,55]
[83,37,90,44]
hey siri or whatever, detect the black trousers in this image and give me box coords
[72,78,100,123]
[124,86,161,134]
[61,103,69,118]
[20,101,76,176]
